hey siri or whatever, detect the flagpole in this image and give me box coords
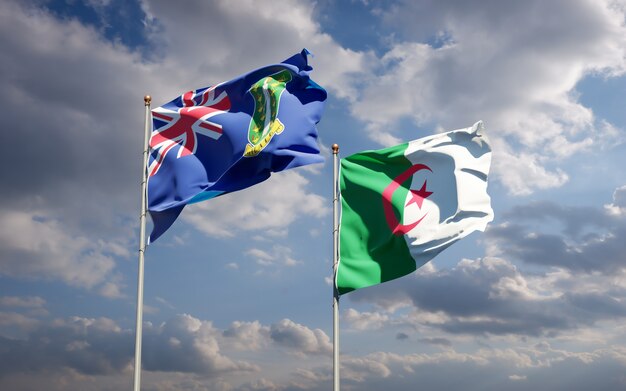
[133,95,151,391]
[332,143,340,391]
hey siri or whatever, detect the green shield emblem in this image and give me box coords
[244,69,292,157]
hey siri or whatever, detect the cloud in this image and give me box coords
[236,378,283,391]
[331,346,626,391]
[183,171,329,238]
[1,311,625,391]
[0,314,259,378]
[0,0,156,295]
[342,355,392,382]
[223,320,269,351]
[0,210,121,291]
[0,0,153,224]
[0,316,130,376]
[349,255,626,337]
[0,296,45,309]
[418,337,452,348]
[98,281,126,299]
[487,196,626,273]
[0,296,47,338]
[244,245,302,268]
[140,0,370,101]
[605,184,626,216]
[2,339,626,391]
[142,314,258,374]
[0,313,335,390]
[269,319,332,356]
[348,0,626,194]
[225,318,336,357]
[343,308,390,331]
[396,332,409,341]
[334,187,626,338]
[0,0,350,293]
[0,312,40,338]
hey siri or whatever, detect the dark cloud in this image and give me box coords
[0,314,258,377]
[407,260,574,336]
[0,317,132,376]
[1,0,625,390]
[0,312,340,388]
[0,0,150,230]
[0,0,354,294]
[0,0,157,293]
[395,332,409,341]
[343,352,626,391]
[489,200,626,273]
[2,341,626,391]
[261,346,623,391]
[345,189,626,337]
[142,314,257,375]
[349,256,626,337]
[269,319,332,355]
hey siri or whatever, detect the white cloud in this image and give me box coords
[605,185,626,215]
[349,0,626,194]
[223,321,269,351]
[143,314,258,375]
[1,310,626,390]
[0,312,40,336]
[155,296,176,310]
[0,296,45,309]
[245,245,302,268]
[0,296,47,337]
[343,308,390,331]
[0,312,342,390]
[140,0,370,101]
[99,282,125,299]
[184,171,329,238]
[269,319,332,356]
[348,254,626,338]
[343,355,392,382]
[489,138,569,196]
[0,210,120,291]
[487,199,626,274]
[0,0,157,295]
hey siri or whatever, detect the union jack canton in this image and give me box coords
[149,86,231,177]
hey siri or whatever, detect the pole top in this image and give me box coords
[332,144,339,154]
[144,95,151,105]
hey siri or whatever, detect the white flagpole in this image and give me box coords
[133,95,151,391]
[332,143,340,391]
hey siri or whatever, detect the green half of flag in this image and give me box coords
[336,121,493,295]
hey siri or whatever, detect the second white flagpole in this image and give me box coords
[332,143,340,391]
[133,95,152,391]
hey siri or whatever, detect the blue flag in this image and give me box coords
[147,50,326,242]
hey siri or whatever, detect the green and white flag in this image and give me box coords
[336,121,493,295]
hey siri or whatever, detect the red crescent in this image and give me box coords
[382,164,432,236]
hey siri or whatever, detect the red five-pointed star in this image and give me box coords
[405,180,432,209]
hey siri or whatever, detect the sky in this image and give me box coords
[1,0,626,390]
